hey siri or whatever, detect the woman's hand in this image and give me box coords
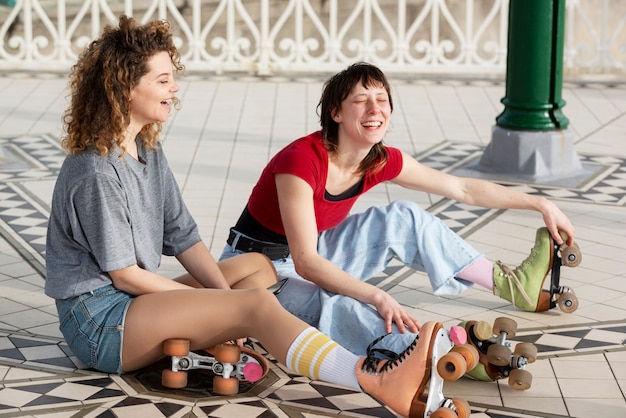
[539,199,576,246]
[370,290,421,334]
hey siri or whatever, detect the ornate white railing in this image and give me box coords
[0,0,624,76]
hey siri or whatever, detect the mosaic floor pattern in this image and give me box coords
[1,134,625,417]
[1,319,625,417]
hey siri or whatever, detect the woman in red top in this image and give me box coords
[220,62,576,356]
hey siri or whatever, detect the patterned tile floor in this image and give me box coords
[0,73,625,417]
[1,319,625,417]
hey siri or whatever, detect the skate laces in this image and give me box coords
[360,334,419,375]
[496,260,533,308]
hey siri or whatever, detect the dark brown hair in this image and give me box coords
[62,16,183,156]
[317,62,393,175]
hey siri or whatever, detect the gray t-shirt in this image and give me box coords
[45,140,201,299]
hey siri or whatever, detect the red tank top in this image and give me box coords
[247,131,403,235]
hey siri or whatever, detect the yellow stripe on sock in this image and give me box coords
[290,330,317,372]
[310,340,337,380]
[292,331,338,379]
[294,332,327,375]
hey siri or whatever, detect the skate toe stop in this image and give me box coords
[243,363,264,382]
[450,326,467,345]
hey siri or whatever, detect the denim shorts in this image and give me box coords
[56,284,133,374]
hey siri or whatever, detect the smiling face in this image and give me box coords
[129,51,179,130]
[332,81,391,149]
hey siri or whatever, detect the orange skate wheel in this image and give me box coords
[514,343,537,363]
[453,344,479,370]
[163,338,190,356]
[430,406,457,418]
[561,243,581,267]
[472,320,493,341]
[437,351,467,381]
[452,397,471,418]
[161,369,188,389]
[214,343,241,364]
[493,317,517,338]
[487,343,511,366]
[557,290,579,313]
[213,376,239,395]
[508,368,532,390]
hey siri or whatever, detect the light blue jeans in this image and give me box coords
[220,200,481,356]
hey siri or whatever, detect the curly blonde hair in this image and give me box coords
[62,15,184,156]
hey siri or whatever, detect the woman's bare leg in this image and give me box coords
[122,286,436,418]
[174,253,277,289]
[121,287,303,372]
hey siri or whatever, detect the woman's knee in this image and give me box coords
[255,253,279,286]
[388,200,435,224]
[247,287,283,316]
[389,199,420,214]
[219,253,278,289]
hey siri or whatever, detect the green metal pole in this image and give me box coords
[496,0,569,130]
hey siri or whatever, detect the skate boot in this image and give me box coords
[356,321,475,418]
[454,317,537,390]
[493,227,581,313]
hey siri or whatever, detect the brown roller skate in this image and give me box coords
[356,321,477,417]
[494,227,582,313]
[161,339,269,395]
[454,317,537,390]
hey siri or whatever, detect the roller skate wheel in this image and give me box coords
[493,317,517,338]
[449,325,467,345]
[472,321,493,341]
[243,362,264,382]
[431,408,456,418]
[161,369,188,389]
[453,344,480,369]
[557,290,579,313]
[432,399,470,418]
[509,368,533,390]
[214,343,241,363]
[437,351,467,381]
[514,343,538,363]
[561,243,582,268]
[213,376,239,395]
[487,343,511,366]
[452,398,471,418]
[163,339,190,356]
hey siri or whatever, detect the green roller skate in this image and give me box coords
[493,227,582,313]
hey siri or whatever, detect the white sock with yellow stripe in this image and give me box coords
[286,327,360,390]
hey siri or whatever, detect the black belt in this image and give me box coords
[227,229,290,260]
